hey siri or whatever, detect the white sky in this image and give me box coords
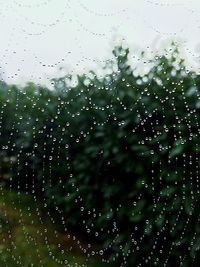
[1,0,200,86]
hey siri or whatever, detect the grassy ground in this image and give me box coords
[0,186,110,267]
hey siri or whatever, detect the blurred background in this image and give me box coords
[0,1,200,267]
[1,0,200,85]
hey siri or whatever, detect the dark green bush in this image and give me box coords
[1,45,200,266]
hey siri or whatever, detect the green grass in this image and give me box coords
[0,186,111,267]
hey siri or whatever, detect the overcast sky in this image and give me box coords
[1,0,200,86]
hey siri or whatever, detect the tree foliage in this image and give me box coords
[1,45,200,266]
